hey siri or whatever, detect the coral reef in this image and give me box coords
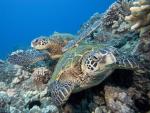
[102,0,129,27]
[101,0,132,34]
[135,30,150,71]
[32,67,52,90]
[104,86,135,113]
[8,49,49,68]
[77,0,136,44]
[0,0,150,113]
[0,91,11,113]
[0,61,26,83]
[125,0,150,36]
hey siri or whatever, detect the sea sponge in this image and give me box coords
[8,49,49,67]
[125,0,150,35]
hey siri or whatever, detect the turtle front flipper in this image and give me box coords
[115,55,142,70]
[48,81,74,106]
[102,47,144,71]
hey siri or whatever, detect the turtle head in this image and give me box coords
[31,36,50,50]
[82,48,116,74]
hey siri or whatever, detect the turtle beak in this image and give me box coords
[100,55,107,64]
[31,41,37,48]
[31,42,34,48]
[31,39,38,47]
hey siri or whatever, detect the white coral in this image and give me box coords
[125,0,150,35]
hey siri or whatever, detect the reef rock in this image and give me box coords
[104,86,135,113]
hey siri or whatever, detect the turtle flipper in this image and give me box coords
[97,46,143,70]
[115,55,142,70]
[48,81,74,106]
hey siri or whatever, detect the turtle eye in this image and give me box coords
[92,52,103,61]
[32,39,40,46]
[93,55,98,60]
[35,39,39,43]
[91,55,98,62]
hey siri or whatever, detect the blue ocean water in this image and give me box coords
[0,0,115,59]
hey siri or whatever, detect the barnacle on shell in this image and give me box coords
[125,0,150,35]
[8,49,49,67]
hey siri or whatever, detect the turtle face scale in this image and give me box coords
[31,37,50,50]
[75,48,117,91]
[81,48,117,79]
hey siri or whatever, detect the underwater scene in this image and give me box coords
[0,0,150,113]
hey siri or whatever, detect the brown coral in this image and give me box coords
[32,67,51,90]
[102,0,131,28]
[99,0,133,36]
[125,0,150,35]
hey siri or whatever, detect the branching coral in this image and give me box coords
[12,67,31,85]
[125,0,150,35]
[8,49,49,67]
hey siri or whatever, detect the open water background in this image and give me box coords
[0,0,115,59]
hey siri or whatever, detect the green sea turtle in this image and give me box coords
[31,32,76,59]
[48,43,143,106]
